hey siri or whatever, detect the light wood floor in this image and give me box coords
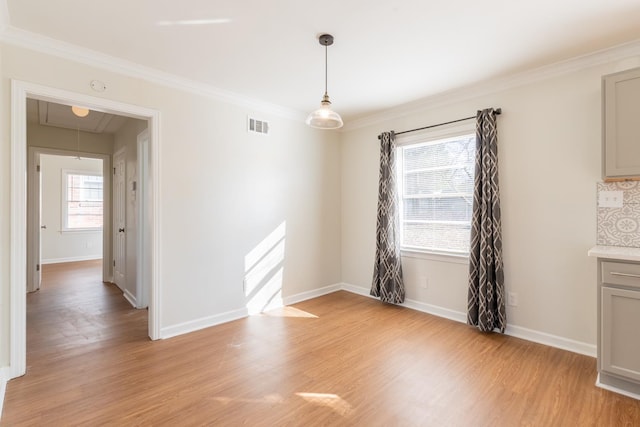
[2,261,640,426]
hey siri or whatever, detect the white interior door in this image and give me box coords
[113,149,126,290]
[36,158,42,290]
[27,151,43,292]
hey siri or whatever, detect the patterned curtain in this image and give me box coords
[467,108,506,332]
[370,131,405,304]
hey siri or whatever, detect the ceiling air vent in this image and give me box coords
[248,117,269,135]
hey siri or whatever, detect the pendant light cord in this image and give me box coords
[76,123,81,160]
[324,44,328,96]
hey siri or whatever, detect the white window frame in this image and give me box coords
[396,120,476,260]
[61,169,104,232]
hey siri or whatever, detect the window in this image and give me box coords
[397,130,476,255]
[62,170,104,231]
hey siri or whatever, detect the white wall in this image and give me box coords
[0,42,342,367]
[40,154,103,264]
[0,40,6,371]
[113,118,147,302]
[341,55,640,350]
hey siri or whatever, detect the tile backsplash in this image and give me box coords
[597,181,640,247]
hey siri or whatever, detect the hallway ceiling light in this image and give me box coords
[71,106,90,117]
[306,34,343,130]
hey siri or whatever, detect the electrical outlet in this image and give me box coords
[599,190,623,208]
[419,276,428,289]
[508,292,519,307]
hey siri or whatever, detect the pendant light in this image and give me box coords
[71,105,89,160]
[71,105,90,118]
[306,34,343,129]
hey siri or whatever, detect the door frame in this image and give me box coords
[27,148,111,293]
[10,80,162,379]
[136,129,150,309]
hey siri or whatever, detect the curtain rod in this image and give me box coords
[378,108,502,140]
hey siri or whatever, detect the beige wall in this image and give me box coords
[0,45,7,369]
[0,43,342,367]
[27,122,114,154]
[340,55,640,348]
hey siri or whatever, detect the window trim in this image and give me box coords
[61,169,104,232]
[401,248,470,264]
[396,120,476,258]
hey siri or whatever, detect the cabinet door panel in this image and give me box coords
[601,286,640,382]
[603,67,640,179]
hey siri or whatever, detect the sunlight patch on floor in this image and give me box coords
[296,392,353,416]
[261,306,318,318]
[211,393,284,405]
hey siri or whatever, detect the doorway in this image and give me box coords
[28,149,109,294]
[9,80,161,379]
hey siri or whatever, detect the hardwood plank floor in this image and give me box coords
[2,260,640,426]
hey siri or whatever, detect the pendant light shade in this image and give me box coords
[71,105,90,117]
[306,94,343,129]
[306,34,343,130]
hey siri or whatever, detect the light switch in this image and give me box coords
[598,190,623,208]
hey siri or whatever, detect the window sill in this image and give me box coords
[400,249,469,264]
[61,228,103,234]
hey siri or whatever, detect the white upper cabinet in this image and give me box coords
[603,67,640,180]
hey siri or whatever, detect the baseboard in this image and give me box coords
[41,255,102,265]
[342,283,467,324]
[160,307,249,339]
[160,285,341,339]
[340,283,596,358]
[0,366,8,421]
[597,373,640,400]
[158,281,596,358]
[341,283,374,298]
[282,284,342,306]
[505,324,596,358]
[123,289,137,308]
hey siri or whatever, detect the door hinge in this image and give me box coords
[113,167,116,175]
[113,260,116,267]
[37,165,41,172]
[36,264,40,271]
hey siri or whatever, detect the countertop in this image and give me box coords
[588,245,640,262]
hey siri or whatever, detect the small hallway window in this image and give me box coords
[62,170,104,231]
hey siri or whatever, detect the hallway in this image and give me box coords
[27,260,148,363]
[2,260,148,425]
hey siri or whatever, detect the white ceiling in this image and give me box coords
[5,1,640,122]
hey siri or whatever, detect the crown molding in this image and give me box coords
[343,38,640,132]
[0,25,307,122]
[3,20,640,130]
